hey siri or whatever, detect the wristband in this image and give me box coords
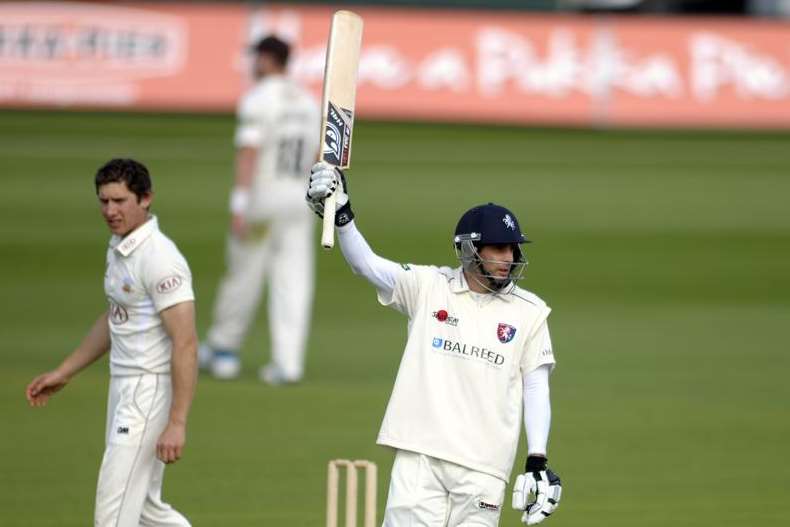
[526,455,548,472]
[230,187,250,215]
[335,201,354,227]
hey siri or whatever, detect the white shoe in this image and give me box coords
[210,351,241,380]
[259,364,300,386]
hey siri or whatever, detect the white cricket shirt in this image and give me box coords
[104,216,195,376]
[235,75,320,222]
[377,265,555,481]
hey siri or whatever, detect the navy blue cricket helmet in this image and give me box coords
[453,203,529,290]
[453,202,529,246]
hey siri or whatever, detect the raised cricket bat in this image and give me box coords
[319,10,363,249]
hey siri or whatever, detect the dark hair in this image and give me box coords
[252,35,290,67]
[94,158,152,202]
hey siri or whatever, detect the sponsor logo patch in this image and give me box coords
[109,301,129,324]
[117,426,129,435]
[432,309,459,326]
[400,263,411,271]
[431,337,505,367]
[156,275,183,294]
[497,323,517,343]
[478,501,500,512]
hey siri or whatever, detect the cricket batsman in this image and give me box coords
[26,159,197,527]
[307,163,562,526]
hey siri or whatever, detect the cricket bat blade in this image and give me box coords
[319,10,363,249]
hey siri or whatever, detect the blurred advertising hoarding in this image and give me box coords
[0,2,247,110]
[1,2,789,127]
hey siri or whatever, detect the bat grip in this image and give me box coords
[321,193,338,249]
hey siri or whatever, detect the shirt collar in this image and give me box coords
[110,216,158,257]
[450,266,470,294]
[452,266,515,302]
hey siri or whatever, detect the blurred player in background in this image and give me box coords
[26,158,197,527]
[307,163,563,526]
[199,36,320,384]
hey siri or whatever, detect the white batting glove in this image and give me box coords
[512,457,562,525]
[306,162,354,225]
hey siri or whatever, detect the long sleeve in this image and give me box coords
[523,363,552,456]
[337,220,404,296]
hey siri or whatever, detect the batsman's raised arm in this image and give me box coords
[306,162,403,295]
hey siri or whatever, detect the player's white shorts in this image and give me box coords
[95,374,190,527]
[382,450,506,527]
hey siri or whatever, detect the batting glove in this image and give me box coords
[512,456,562,525]
[306,162,354,226]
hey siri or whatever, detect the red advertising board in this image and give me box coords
[1,2,789,128]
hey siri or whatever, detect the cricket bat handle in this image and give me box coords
[321,192,337,249]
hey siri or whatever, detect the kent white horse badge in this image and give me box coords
[497,323,516,343]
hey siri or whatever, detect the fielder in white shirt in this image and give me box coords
[26,159,198,527]
[199,35,320,384]
[307,163,563,527]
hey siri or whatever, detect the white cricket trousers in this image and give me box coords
[207,213,314,379]
[382,450,506,527]
[95,374,190,527]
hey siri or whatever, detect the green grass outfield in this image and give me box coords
[1,110,789,526]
